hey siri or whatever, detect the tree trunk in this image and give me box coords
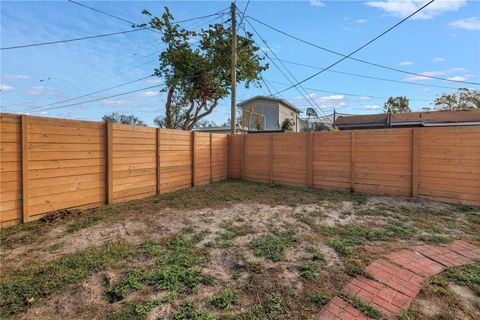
[165,86,175,129]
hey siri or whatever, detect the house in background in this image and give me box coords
[237,96,301,132]
[335,108,480,130]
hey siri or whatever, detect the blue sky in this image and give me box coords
[1,0,479,126]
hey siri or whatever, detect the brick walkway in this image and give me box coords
[318,240,480,319]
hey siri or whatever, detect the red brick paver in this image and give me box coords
[365,259,424,298]
[384,249,445,277]
[319,241,479,320]
[415,244,471,267]
[446,240,480,260]
[318,297,373,320]
[343,276,412,318]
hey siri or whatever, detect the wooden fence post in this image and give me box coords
[210,133,213,183]
[106,122,113,204]
[412,128,418,197]
[241,134,245,180]
[307,131,313,188]
[350,131,355,192]
[192,132,197,187]
[269,134,273,184]
[227,134,231,179]
[156,128,160,195]
[21,115,29,223]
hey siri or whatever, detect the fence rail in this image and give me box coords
[229,127,480,207]
[1,113,479,228]
[0,114,228,227]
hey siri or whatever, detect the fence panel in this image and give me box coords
[111,124,157,203]
[159,129,192,194]
[417,126,480,206]
[211,134,228,182]
[27,116,106,219]
[0,114,22,227]
[353,129,412,196]
[228,134,242,179]
[244,134,270,183]
[272,132,308,186]
[193,132,211,186]
[312,131,351,191]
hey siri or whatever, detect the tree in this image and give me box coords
[138,8,267,130]
[281,118,294,132]
[102,112,146,126]
[434,88,480,110]
[383,96,410,113]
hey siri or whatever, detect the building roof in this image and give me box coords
[336,109,480,128]
[237,95,301,113]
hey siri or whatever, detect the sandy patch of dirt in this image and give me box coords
[20,271,118,320]
[368,196,451,211]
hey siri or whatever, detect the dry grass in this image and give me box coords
[0,180,478,320]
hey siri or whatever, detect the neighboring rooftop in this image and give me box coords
[237,95,301,113]
[336,108,480,130]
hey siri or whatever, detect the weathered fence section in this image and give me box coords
[0,114,228,227]
[231,127,480,206]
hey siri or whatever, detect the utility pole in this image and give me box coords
[230,2,237,134]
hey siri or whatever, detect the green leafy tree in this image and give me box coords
[138,8,268,130]
[434,88,480,110]
[281,118,294,132]
[383,96,411,113]
[102,112,146,126]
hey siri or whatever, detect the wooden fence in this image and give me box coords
[229,127,480,207]
[0,114,228,227]
[2,113,479,228]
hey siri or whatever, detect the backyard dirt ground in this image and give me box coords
[1,180,479,320]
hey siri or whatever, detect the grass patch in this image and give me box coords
[308,292,330,306]
[106,268,147,302]
[0,241,132,318]
[306,245,325,261]
[208,290,237,310]
[345,260,374,280]
[340,293,384,319]
[66,213,105,233]
[249,229,297,261]
[106,295,174,320]
[443,262,480,295]
[298,262,318,279]
[173,301,217,320]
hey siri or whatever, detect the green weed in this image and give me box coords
[249,229,297,261]
[0,241,132,318]
[208,290,237,310]
[340,293,384,319]
[298,262,318,279]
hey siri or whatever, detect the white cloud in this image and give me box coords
[363,105,382,110]
[145,79,163,84]
[449,17,480,30]
[101,99,129,107]
[432,57,446,63]
[1,74,30,81]
[398,61,413,66]
[25,86,56,96]
[404,68,468,81]
[366,0,466,20]
[446,76,467,81]
[309,0,325,7]
[356,19,368,24]
[140,90,161,97]
[357,96,373,101]
[0,84,14,92]
[293,93,346,109]
[39,111,48,115]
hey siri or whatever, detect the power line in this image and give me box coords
[68,0,229,30]
[238,0,251,27]
[20,84,165,113]
[272,58,459,90]
[20,75,154,113]
[1,28,149,51]
[246,13,480,86]
[267,79,432,102]
[242,15,330,119]
[261,0,441,96]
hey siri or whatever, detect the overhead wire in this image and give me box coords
[241,11,331,118]
[0,28,149,50]
[245,6,480,86]
[256,0,443,96]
